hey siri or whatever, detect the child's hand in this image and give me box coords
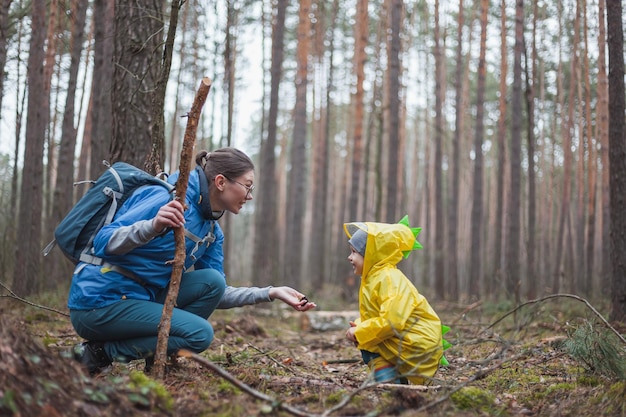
[346,325,358,345]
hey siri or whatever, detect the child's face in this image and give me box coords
[348,246,364,275]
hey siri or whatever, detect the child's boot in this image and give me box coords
[368,355,400,383]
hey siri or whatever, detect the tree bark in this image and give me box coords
[469,0,488,301]
[597,0,611,296]
[145,0,183,175]
[385,0,402,223]
[524,0,538,300]
[85,0,115,180]
[13,0,47,296]
[253,0,286,287]
[0,0,14,119]
[285,0,311,288]
[606,0,626,322]
[48,0,89,288]
[447,0,464,302]
[505,0,524,303]
[308,0,338,292]
[111,0,164,167]
[433,0,445,301]
[553,0,579,295]
[491,0,508,300]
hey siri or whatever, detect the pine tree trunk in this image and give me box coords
[505,0,524,303]
[253,0,286,286]
[285,0,311,288]
[606,0,626,322]
[13,0,47,296]
[469,0,488,301]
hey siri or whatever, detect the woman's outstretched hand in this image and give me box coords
[269,286,317,311]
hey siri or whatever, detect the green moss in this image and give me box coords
[577,375,602,387]
[596,381,626,416]
[483,366,542,392]
[450,386,496,412]
[325,390,347,405]
[217,381,241,395]
[127,370,174,411]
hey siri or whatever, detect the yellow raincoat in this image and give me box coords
[344,221,443,384]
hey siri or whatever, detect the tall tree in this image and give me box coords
[433,0,445,300]
[582,0,595,296]
[340,0,368,298]
[13,0,47,296]
[88,0,114,178]
[285,0,311,288]
[606,0,626,322]
[491,0,508,299]
[349,0,367,224]
[0,0,14,119]
[448,0,464,301]
[505,0,524,302]
[597,0,610,295]
[111,0,164,167]
[385,0,402,222]
[253,0,286,286]
[48,0,89,287]
[553,0,579,294]
[524,0,538,300]
[308,0,338,292]
[469,0,488,301]
[145,0,183,174]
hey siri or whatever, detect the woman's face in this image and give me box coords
[348,246,364,276]
[212,170,255,214]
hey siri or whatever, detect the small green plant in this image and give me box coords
[126,370,174,411]
[451,386,496,413]
[563,320,626,380]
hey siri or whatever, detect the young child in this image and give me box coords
[344,216,443,385]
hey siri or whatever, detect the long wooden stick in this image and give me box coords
[154,77,212,378]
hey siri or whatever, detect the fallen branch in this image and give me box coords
[179,349,312,417]
[415,349,529,413]
[247,343,297,374]
[483,293,626,346]
[0,281,68,317]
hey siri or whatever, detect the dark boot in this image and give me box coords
[73,341,112,375]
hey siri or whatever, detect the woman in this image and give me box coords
[69,147,316,375]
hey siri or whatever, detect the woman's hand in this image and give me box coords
[268,286,317,311]
[152,200,186,233]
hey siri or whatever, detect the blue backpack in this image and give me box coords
[43,161,174,265]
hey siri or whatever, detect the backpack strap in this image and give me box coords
[185,222,217,262]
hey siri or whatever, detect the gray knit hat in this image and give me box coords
[348,226,368,257]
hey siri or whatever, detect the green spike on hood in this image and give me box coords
[398,215,423,258]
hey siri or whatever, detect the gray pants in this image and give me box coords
[70,268,226,363]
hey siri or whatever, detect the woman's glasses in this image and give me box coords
[224,176,255,198]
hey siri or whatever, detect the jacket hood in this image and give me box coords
[344,216,422,277]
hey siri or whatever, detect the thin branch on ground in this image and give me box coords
[0,281,69,317]
[482,293,626,345]
[450,300,484,326]
[416,349,529,413]
[247,343,297,374]
[180,349,313,417]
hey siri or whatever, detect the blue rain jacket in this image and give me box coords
[67,169,223,310]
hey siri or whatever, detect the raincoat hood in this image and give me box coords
[344,216,422,278]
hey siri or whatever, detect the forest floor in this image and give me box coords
[1,287,626,417]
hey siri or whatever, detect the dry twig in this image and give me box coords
[483,293,626,345]
[0,281,68,317]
